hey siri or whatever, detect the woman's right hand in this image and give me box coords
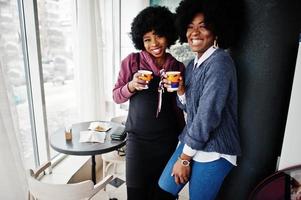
[172,159,191,184]
[128,72,149,92]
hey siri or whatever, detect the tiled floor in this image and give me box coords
[92,162,189,200]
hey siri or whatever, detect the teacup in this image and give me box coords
[138,70,153,89]
[166,71,181,92]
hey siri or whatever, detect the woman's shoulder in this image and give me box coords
[205,49,235,73]
[123,52,140,61]
[206,49,234,66]
[165,53,179,63]
[165,53,185,71]
[211,49,233,62]
[121,52,142,69]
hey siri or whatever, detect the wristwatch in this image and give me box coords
[178,157,190,167]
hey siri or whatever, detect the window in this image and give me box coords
[1,0,147,169]
[36,0,78,159]
[0,0,34,169]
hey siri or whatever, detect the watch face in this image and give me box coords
[182,160,190,166]
[178,157,190,166]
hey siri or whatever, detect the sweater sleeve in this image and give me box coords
[112,53,137,104]
[182,144,197,157]
[184,58,234,149]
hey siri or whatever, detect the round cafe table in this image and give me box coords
[50,121,126,184]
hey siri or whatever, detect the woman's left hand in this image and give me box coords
[177,77,185,95]
[172,160,191,185]
[162,74,185,93]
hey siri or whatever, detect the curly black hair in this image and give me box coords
[130,6,178,50]
[175,0,244,49]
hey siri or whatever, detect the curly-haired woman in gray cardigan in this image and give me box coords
[159,0,242,199]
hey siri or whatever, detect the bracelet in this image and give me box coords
[178,157,190,167]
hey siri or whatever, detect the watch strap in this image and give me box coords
[178,157,190,167]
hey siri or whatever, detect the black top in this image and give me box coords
[125,75,184,139]
[125,74,185,188]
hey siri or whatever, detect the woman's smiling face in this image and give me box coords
[186,13,215,58]
[143,30,167,59]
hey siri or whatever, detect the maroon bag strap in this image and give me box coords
[129,52,140,79]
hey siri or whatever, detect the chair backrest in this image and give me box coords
[28,162,113,200]
[28,175,94,200]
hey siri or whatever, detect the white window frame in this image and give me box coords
[18,0,50,167]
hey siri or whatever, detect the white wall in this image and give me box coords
[278,37,301,170]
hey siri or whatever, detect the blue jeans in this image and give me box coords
[158,143,234,200]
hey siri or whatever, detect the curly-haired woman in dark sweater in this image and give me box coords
[159,0,242,199]
[113,6,185,200]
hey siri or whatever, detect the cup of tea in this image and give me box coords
[138,70,153,89]
[166,71,181,92]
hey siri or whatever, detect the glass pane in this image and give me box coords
[0,0,34,169]
[150,0,181,12]
[37,0,79,158]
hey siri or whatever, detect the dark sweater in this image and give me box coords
[178,49,241,155]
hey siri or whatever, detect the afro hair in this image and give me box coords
[175,0,244,49]
[130,6,178,50]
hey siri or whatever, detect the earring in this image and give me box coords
[213,37,219,48]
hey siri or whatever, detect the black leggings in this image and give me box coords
[127,185,177,200]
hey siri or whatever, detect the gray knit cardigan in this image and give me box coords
[178,49,242,156]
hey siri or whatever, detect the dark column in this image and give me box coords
[218,0,301,199]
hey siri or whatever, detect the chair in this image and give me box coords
[102,115,127,179]
[28,161,113,200]
[248,164,301,200]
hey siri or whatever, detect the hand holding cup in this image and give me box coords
[163,71,182,92]
[128,70,153,92]
[138,70,153,89]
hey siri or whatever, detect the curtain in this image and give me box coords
[75,0,106,121]
[0,60,27,200]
